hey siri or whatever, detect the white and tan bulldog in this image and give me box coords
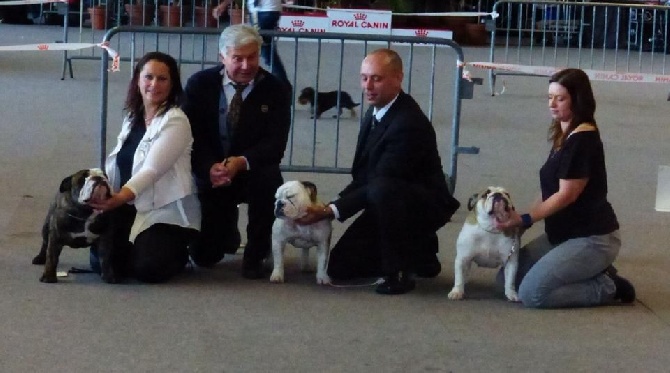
[448,186,521,301]
[270,181,332,285]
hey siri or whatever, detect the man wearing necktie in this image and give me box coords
[298,49,461,295]
[183,24,291,279]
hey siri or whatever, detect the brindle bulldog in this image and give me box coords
[32,168,116,283]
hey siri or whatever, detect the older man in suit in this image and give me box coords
[182,24,291,279]
[299,48,460,294]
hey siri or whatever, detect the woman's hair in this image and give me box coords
[125,51,183,126]
[548,68,597,149]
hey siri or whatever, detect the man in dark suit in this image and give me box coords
[299,48,460,294]
[182,24,291,279]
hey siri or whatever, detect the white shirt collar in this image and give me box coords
[372,93,400,121]
[220,68,255,90]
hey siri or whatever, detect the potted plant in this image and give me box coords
[88,4,108,30]
[125,0,155,26]
[194,0,217,27]
[160,0,190,27]
[228,0,244,25]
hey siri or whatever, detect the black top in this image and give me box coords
[182,65,291,191]
[334,91,459,225]
[117,121,146,187]
[540,129,619,244]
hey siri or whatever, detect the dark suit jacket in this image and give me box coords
[182,65,291,189]
[334,91,458,225]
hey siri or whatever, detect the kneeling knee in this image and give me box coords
[518,283,548,309]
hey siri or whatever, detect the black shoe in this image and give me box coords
[612,275,636,303]
[242,263,267,280]
[415,256,442,278]
[604,266,636,303]
[375,271,416,295]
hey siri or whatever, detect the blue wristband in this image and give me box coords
[521,213,533,228]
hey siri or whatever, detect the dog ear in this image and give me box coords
[301,181,318,203]
[467,193,479,211]
[467,188,491,211]
[59,176,73,193]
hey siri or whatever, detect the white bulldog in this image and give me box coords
[270,181,332,285]
[448,186,521,302]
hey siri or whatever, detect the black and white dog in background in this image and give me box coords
[297,87,360,119]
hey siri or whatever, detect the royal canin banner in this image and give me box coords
[278,9,452,40]
[327,9,392,35]
[278,12,329,33]
[391,28,453,40]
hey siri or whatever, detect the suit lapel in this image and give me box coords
[352,93,404,168]
[352,109,374,169]
[364,116,387,153]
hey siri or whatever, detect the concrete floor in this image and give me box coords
[1,23,669,372]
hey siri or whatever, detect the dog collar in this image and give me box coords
[65,208,94,221]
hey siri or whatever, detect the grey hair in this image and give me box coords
[218,24,263,57]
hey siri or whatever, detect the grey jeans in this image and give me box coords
[498,231,621,308]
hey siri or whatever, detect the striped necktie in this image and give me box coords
[227,83,248,132]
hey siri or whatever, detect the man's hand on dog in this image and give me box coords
[210,157,246,187]
[295,205,334,225]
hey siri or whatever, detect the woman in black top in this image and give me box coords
[496,68,635,308]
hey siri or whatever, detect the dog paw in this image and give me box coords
[448,288,465,300]
[270,269,285,283]
[32,254,46,265]
[39,274,57,283]
[316,273,331,285]
[505,290,520,302]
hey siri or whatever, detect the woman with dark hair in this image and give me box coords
[496,68,635,308]
[88,51,200,283]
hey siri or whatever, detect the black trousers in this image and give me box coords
[93,204,196,283]
[327,177,451,280]
[190,166,282,269]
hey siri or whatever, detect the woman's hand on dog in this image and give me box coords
[88,187,135,212]
[495,209,522,231]
[494,209,531,236]
[295,205,334,225]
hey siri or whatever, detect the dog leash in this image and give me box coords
[503,241,517,265]
[328,278,385,288]
[68,267,97,274]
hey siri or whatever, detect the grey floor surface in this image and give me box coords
[1,24,669,372]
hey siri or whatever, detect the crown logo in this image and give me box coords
[292,20,305,27]
[353,13,367,21]
[37,44,49,50]
[415,29,429,37]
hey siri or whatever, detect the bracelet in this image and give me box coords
[520,213,533,229]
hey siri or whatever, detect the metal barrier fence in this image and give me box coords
[488,0,670,94]
[97,26,474,192]
[57,0,232,79]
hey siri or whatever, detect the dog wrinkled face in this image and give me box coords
[77,168,111,204]
[274,181,316,220]
[473,186,514,224]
